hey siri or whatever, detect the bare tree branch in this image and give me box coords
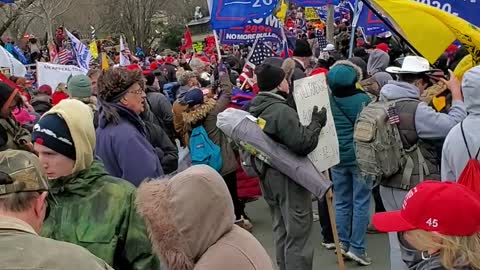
[0,0,37,36]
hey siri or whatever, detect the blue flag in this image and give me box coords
[211,0,280,29]
[291,0,340,6]
[413,0,480,27]
[12,45,28,64]
[219,15,283,44]
[0,0,15,3]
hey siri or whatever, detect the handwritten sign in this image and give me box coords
[193,42,204,52]
[305,7,321,21]
[294,73,340,172]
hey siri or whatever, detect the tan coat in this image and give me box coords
[136,165,274,270]
[0,216,113,270]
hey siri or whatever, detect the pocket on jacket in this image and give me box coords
[76,222,116,243]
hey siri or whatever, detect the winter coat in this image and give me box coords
[41,161,159,270]
[31,94,52,115]
[144,116,179,174]
[38,100,159,270]
[136,165,274,270]
[249,91,321,156]
[331,93,370,166]
[0,117,31,152]
[288,58,307,109]
[442,66,480,180]
[174,75,237,176]
[367,49,390,76]
[145,86,175,141]
[96,103,164,186]
[1,216,113,270]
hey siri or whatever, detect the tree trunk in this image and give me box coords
[326,4,335,44]
[0,0,38,36]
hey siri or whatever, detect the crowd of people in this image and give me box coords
[1,3,480,270]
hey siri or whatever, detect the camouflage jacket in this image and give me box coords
[0,118,31,152]
[41,160,160,270]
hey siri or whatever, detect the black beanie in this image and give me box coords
[255,63,285,92]
[32,114,76,160]
[293,39,313,57]
[0,82,18,110]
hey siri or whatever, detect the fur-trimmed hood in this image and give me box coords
[136,165,235,270]
[330,60,364,82]
[182,98,216,127]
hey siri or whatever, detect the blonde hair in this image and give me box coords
[56,83,66,93]
[407,230,480,270]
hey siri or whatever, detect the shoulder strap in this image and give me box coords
[331,96,355,125]
[460,121,473,159]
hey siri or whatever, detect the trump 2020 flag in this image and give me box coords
[211,0,280,30]
[66,30,91,72]
[119,36,131,66]
[291,0,340,7]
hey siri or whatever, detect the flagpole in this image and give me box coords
[213,30,222,61]
[359,0,424,58]
[348,0,360,58]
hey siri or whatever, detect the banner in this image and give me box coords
[37,62,86,91]
[305,7,321,20]
[220,15,283,44]
[293,74,340,172]
[315,3,350,21]
[211,0,280,30]
[291,0,340,6]
[414,0,479,26]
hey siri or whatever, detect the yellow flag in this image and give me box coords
[454,54,474,80]
[369,0,480,65]
[89,41,99,59]
[276,0,288,22]
[101,52,109,70]
[305,7,320,21]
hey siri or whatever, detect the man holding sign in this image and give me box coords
[249,63,327,270]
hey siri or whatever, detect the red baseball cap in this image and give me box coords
[373,181,480,236]
[376,42,391,53]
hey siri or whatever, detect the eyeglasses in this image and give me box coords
[128,89,145,95]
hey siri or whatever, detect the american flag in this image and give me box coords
[57,49,73,65]
[387,106,400,124]
[239,39,275,88]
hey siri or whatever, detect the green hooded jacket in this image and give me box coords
[41,160,160,270]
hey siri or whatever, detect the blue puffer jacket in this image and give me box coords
[330,92,370,167]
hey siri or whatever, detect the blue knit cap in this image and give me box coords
[32,114,76,160]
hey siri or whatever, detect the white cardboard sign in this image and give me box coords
[294,73,340,172]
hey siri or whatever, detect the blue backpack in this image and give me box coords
[189,126,223,171]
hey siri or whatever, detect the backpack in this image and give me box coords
[457,121,480,194]
[354,99,428,188]
[189,125,223,172]
[359,77,380,101]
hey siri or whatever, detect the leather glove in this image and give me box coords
[311,106,327,128]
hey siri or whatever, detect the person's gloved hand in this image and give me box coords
[311,106,327,128]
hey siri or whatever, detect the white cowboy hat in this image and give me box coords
[323,44,335,52]
[386,56,434,74]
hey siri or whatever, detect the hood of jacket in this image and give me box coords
[249,91,287,118]
[42,99,95,174]
[367,49,390,75]
[462,65,480,115]
[380,81,420,101]
[182,98,216,127]
[136,165,234,270]
[48,160,109,196]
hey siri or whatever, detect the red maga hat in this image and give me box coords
[373,181,480,236]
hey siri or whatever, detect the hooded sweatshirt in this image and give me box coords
[40,100,159,270]
[442,66,480,180]
[367,49,390,76]
[136,165,274,270]
[380,81,467,140]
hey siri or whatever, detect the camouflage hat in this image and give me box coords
[0,150,49,195]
